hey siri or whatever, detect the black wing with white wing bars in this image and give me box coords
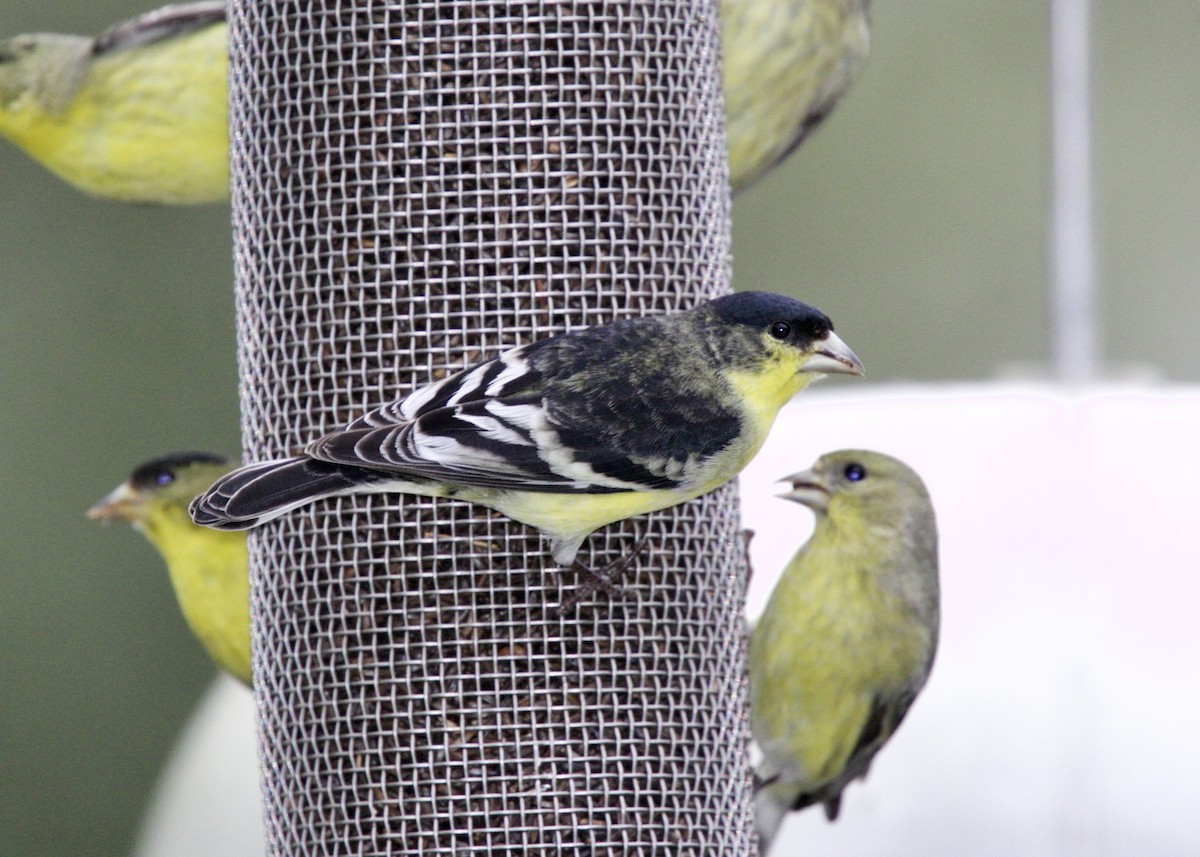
[190,320,748,530]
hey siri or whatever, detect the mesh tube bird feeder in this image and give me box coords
[227,0,754,851]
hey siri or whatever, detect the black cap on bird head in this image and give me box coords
[709,291,833,342]
[130,451,229,492]
[708,291,864,377]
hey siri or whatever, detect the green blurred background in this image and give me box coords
[1,1,1196,855]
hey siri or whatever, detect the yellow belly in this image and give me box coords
[6,25,229,203]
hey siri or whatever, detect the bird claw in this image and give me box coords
[741,527,756,582]
[551,530,652,615]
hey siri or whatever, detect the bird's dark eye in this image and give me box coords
[155,470,175,487]
[844,463,867,482]
[769,321,792,340]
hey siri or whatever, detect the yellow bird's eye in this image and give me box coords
[844,463,867,482]
[769,321,792,340]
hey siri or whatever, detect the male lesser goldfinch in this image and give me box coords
[722,0,871,191]
[749,450,938,852]
[0,2,227,203]
[191,292,864,569]
[2,0,863,202]
[89,452,251,685]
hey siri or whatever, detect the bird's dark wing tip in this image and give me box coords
[93,1,226,56]
[188,492,253,530]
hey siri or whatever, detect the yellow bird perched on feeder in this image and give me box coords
[750,449,939,852]
[89,452,251,685]
[0,2,228,203]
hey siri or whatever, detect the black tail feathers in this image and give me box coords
[188,457,388,530]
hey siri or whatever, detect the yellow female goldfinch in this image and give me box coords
[749,450,938,851]
[192,292,864,568]
[1,0,864,202]
[0,2,228,203]
[722,0,871,191]
[89,452,251,686]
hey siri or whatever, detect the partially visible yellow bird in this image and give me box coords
[722,0,871,191]
[0,2,228,203]
[749,449,938,852]
[1,0,867,202]
[89,452,251,685]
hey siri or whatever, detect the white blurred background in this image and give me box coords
[742,387,1200,856]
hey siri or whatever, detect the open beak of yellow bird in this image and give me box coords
[778,468,832,512]
[87,481,141,524]
[802,331,865,378]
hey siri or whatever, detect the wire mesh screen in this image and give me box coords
[227,0,753,852]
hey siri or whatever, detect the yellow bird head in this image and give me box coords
[89,451,234,534]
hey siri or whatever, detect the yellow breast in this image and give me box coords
[4,24,229,203]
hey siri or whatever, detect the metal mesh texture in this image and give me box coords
[227,1,753,853]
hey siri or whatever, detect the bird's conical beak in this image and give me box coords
[87,482,141,523]
[802,331,865,377]
[778,467,832,511]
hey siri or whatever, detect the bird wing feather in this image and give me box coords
[311,329,735,494]
[315,342,689,492]
[307,392,678,494]
[93,1,227,56]
[794,688,920,820]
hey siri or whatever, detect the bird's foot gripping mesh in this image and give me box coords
[229,0,754,851]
